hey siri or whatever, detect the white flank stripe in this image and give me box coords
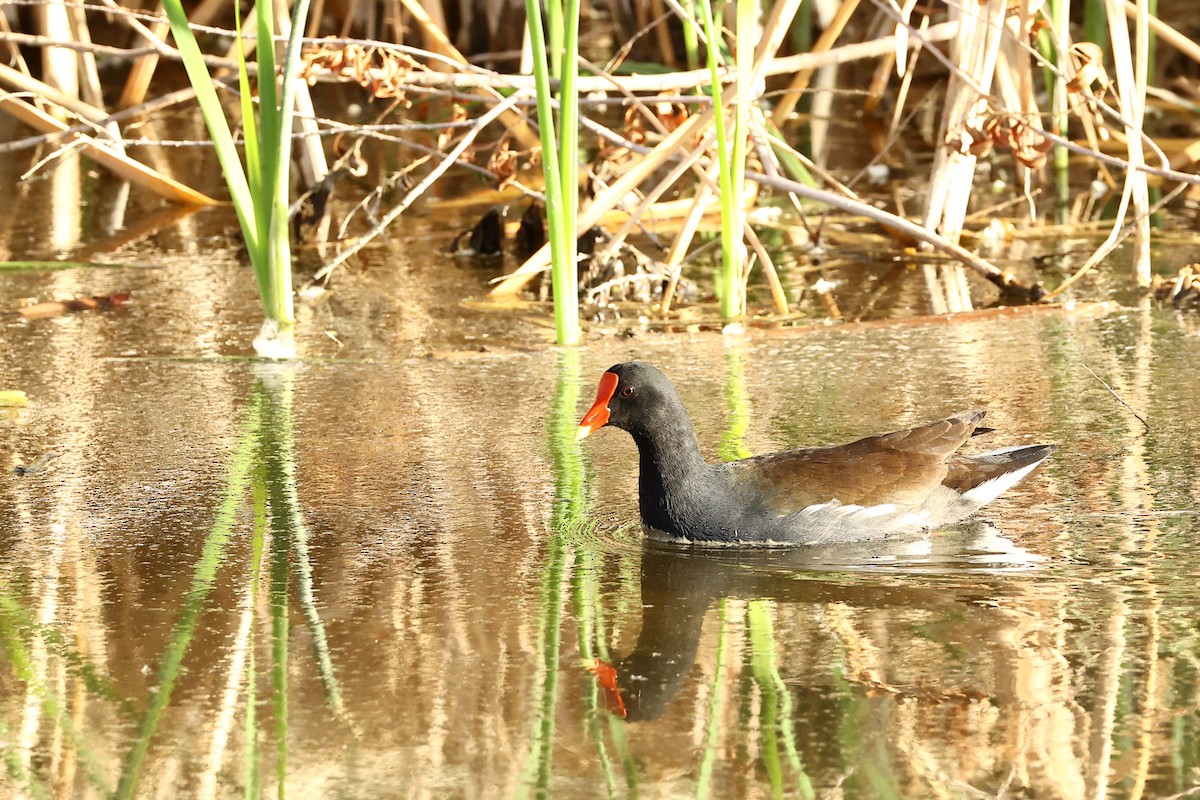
[962,457,1047,504]
[859,503,897,518]
[897,511,930,528]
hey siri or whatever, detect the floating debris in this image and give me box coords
[17,292,132,319]
[12,452,55,476]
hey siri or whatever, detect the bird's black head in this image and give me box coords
[577,361,681,440]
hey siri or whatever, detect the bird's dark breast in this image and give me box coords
[638,467,744,542]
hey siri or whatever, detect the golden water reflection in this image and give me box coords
[2,263,1199,797]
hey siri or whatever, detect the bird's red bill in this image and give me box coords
[577,372,618,440]
[588,659,627,718]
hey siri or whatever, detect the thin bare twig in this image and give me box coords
[1081,364,1150,432]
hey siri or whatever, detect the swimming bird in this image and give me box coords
[576,361,1054,545]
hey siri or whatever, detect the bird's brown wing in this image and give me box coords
[942,443,1057,492]
[721,410,987,514]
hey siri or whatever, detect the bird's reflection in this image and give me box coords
[594,522,1041,721]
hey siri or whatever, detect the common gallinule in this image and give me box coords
[577,361,1055,545]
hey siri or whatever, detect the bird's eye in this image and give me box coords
[621,386,636,397]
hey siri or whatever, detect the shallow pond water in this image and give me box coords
[3,203,1200,800]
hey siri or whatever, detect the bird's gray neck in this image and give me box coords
[631,419,716,538]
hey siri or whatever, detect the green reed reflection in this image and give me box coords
[525,351,639,799]
[247,477,269,800]
[747,601,814,800]
[719,346,752,463]
[831,662,902,798]
[519,350,580,799]
[0,592,134,716]
[692,347,753,800]
[723,347,814,800]
[116,393,263,799]
[0,369,347,799]
[0,594,113,796]
[695,600,729,800]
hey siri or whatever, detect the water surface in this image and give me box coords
[3,223,1200,799]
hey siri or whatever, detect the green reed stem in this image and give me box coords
[1084,0,1108,49]
[1145,0,1158,87]
[682,0,701,71]
[1039,0,1071,222]
[162,0,311,349]
[524,0,580,345]
[700,0,749,321]
[269,0,313,328]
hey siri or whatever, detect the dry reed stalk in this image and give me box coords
[1123,0,1200,65]
[993,4,1044,219]
[405,0,451,65]
[661,159,722,312]
[746,165,1040,296]
[887,14,928,134]
[1043,182,1187,300]
[397,0,538,148]
[491,102,718,295]
[1106,0,1151,287]
[298,20,960,94]
[117,8,170,110]
[1058,45,1118,192]
[770,0,862,126]
[118,0,227,109]
[35,0,78,108]
[649,0,677,69]
[1042,0,1156,296]
[916,0,1008,313]
[743,221,789,314]
[307,0,326,37]
[0,10,30,72]
[806,49,838,164]
[650,115,786,315]
[921,1,1004,246]
[769,130,861,201]
[598,139,711,258]
[0,63,113,130]
[0,91,218,204]
[489,17,1020,301]
[64,0,103,109]
[864,45,896,114]
[494,0,802,306]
